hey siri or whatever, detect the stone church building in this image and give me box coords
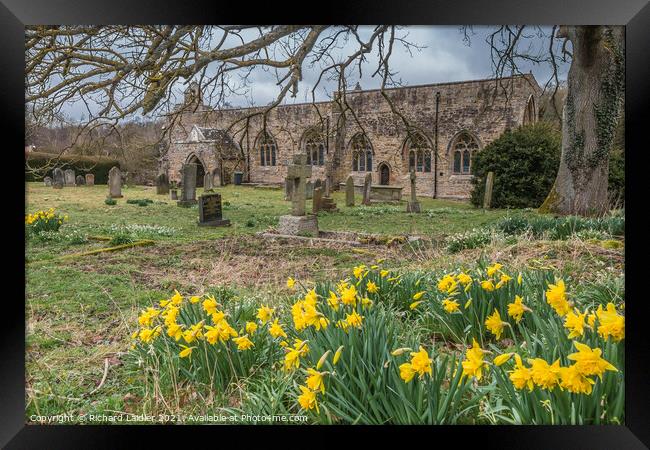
[161,74,540,199]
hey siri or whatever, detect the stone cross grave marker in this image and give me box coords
[170,189,178,200]
[64,169,76,186]
[108,166,123,198]
[286,154,312,216]
[312,187,323,214]
[85,173,94,186]
[483,171,495,209]
[198,192,231,227]
[362,173,372,205]
[345,176,355,206]
[178,163,198,206]
[52,168,64,189]
[43,176,52,187]
[156,173,169,195]
[75,175,85,186]
[284,178,293,201]
[406,170,421,213]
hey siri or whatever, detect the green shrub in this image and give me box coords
[494,215,624,240]
[104,198,117,206]
[470,123,561,209]
[446,228,495,253]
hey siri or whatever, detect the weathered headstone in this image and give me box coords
[156,173,169,195]
[43,177,52,187]
[170,189,178,200]
[314,178,322,191]
[345,176,355,206]
[406,170,421,213]
[483,171,495,209]
[85,173,94,186]
[306,180,314,200]
[312,187,323,214]
[75,175,85,186]
[198,192,230,227]
[362,173,372,205]
[52,168,64,189]
[108,166,123,198]
[277,154,318,236]
[64,169,76,187]
[178,163,198,206]
[324,177,332,197]
[204,172,213,191]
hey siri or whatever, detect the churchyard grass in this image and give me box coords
[25,182,624,424]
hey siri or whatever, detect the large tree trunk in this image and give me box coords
[540,26,624,216]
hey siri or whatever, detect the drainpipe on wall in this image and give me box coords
[433,91,440,198]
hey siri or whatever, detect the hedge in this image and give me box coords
[25,152,120,184]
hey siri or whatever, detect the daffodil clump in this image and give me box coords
[128,260,624,425]
[129,289,281,391]
[25,208,67,234]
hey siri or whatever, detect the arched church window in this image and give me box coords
[451,133,479,174]
[304,129,326,166]
[522,95,536,125]
[258,131,277,167]
[405,132,431,173]
[350,133,373,172]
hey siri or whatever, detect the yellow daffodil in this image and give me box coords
[179,344,194,358]
[546,279,571,317]
[412,291,426,301]
[316,350,331,370]
[287,277,296,289]
[409,346,433,377]
[269,319,288,339]
[442,298,460,313]
[462,339,487,381]
[167,323,183,341]
[380,270,389,278]
[344,311,364,329]
[203,297,219,315]
[366,280,379,294]
[485,309,507,340]
[297,385,319,412]
[306,368,326,394]
[464,298,472,309]
[170,290,183,306]
[481,280,495,291]
[257,305,274,324]
[564,308,587,339]
[528,358,562,390]
[509,354,534,391]
[507,295,529,324]
[353,264,367,279]
[399,362,417,383]
[596,303,625,342]
[340,285,358,306]
[233,335,254,351]
[245,321,258,335]
[486,262,502,277]
[567,342,618,379]
[327,291,340,310]
[559,364,596,394]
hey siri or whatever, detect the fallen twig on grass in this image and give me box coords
[88,358,110,396]
[27,239,155,265]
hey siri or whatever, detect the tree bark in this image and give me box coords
[540,26,624,216]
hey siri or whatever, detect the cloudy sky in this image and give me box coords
[63,25,570,120]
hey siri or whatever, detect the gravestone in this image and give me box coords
[406,170,421,213]
[177,163,198,206]
[277,154,318,236]
[362,173,372,205]
[306,180,314,200]
[170,189,178,200]
[312,187,323,214]
[198,192,230,227]
[52,168,64,189]
[43,177,52,187]
[324,177,331,197]
[483,171,495,209]
[314,178,322,191]
[345,176,355,206]
[156,173,169,195]
[64,169,76,186]
[75,175,85,186]
[204,172,213,191]
[85,173,94,186]
[108,166,123,198]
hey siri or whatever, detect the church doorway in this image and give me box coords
[187,155,206,187]
[379,163,390,185]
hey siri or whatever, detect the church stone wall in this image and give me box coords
[164,74,540,199]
